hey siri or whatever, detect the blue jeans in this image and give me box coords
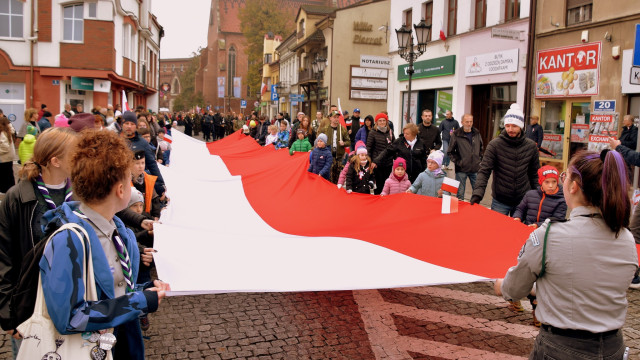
[442,139,450,166]
[11,337,21,359]
[491,198,518,216]
[455,172,477,201]
[530,326,626,359]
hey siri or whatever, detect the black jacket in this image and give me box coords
[439,118,459,142]
[619,125,638,151]
[616,144,640,167]
[346,162,374,194]
[525,123,544,148]
[367,126,395,168]
[0,180,43,330]
[253,121,269,145]
[472,130,540,207]
[448,127,483,173]
[377,135,427,183]
[418,123,442,152]
[348,116,361,144]
[513,186,567,226]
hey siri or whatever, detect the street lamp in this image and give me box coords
[396,19,431,124]
[312,54,327,115]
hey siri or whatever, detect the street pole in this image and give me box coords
[396,21,430,129]
[406,37,415,127]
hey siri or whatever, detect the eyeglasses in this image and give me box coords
[559,171,567,182]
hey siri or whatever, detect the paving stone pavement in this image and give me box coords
[2,282,635,359]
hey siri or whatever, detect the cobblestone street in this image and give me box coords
[4,281,635,359]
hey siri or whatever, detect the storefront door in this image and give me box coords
[538,98,591,172]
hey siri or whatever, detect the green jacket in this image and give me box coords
[18,134,36,164]
[289,138,312,155]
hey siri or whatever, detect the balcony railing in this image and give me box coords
[298,68,315,83]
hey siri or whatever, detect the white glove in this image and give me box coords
[337,184,343,189]
[347,190,352,194]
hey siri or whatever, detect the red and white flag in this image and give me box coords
[261,82,268,96]
[122,90,131,111]
[441,177,460,194]
[441,194,459,214]
[163,134,173,144]
[439,20,447,41]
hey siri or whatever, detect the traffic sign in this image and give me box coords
[593,100,616,112]
[271,85,278,101]
[240,100,247,109]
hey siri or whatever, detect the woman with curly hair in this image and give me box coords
[35,129,170,359]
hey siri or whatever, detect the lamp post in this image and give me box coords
[396,19,431,125]
[311,54,327,115]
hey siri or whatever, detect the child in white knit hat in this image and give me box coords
[407,151,449,197]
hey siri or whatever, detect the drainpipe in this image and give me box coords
[29,0,36,108]
[523,0,537,119]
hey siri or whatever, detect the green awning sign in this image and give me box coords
[71,77,94,91]
[398,55,456,81]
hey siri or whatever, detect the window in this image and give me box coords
[403,8,412,26]
[0,0,23,38]
[63,4,83,42]
[163,64,167,72]
[422,1,433,27]
[180,64,184,72]
[298,19,305,38]
[87,2,97,18]
[228,46,236,96]
[264,53,272,64]
[447,0,457,36]
[171,64,175,72]
[567,0,592,26]
[122,24,130,58]
[475,0,486,29]
[505,0,519,22]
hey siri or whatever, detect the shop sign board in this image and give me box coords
[593,100,616,112]
[491,28,522,41]
[466,49,519,77]
[71,77,94,91]
[351,67,388,79]
[632,66,640,85]
[350,90,387,100]
[588,112,618,151]
[398,56,456,81]
[350,78,388,89]
[535,42,601,98]
[360,55,391,69]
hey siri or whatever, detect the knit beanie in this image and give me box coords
[356,146,367,155]
[503,104,525,129]
[393,157,407,170]
[374,113,388,123]
[26,125,37,136]
[355,140,366,152]
[54,114,69,128]
[128,187,144,208]
[315,133,328,146]
[427,150,444,168]
[122,111,137,125]
[249,120,256,128]
[538,165,559,186]
[68,113,95,132]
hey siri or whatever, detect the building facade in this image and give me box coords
[275,33,300,117]
[532,0,640,171]
[388,0,530,147]
[0,0,162,132]
[260,34,282,119]
[159,58,191,111]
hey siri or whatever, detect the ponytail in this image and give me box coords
[568,150,630,236]
[601,150,630,236]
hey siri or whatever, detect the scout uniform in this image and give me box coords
[501,206,638,358]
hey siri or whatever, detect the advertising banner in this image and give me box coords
[401,92,418,124]
[233,77,242,98]
[535,42,601,98]
[587,113,618,151]
[541,133,563,159]
[217,77,225,98]
[466,49,519,77]
[398,55,456,81]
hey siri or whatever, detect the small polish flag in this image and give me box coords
[441,194,459,214]
[163,134,173,144]
[337,98,347,128]
[122,90,131,111]
[439,20,447,41]
[441,177,460,194]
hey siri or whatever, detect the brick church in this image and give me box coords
[196,0,358,114]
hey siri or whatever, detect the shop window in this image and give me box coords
[540,101,566,162]
[422,1,432,27]
[63,4,83,42]
[475,0,486,29]
[122,24,130,58]
[447,0,457,36]
[403,8,412,26]
[505,0,519,22]
[0,0,24,38]
[566,0,592,26]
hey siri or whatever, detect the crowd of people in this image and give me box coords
[0,99,639,359]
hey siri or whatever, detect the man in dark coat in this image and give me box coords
[418,109,442,153]
[448,114,483,201]
[368,112,395,194]
[619,114,638,151]
[525,115,544,149]
[348,108,361,150]
[470,104,539,215]
[439,110,460,169]
[203,111,213,141]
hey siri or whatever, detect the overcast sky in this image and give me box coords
[151,2,209,59]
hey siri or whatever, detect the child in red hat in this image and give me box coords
[513,165,567,228]
[381,157,411,195]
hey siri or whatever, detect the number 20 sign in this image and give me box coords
[593,100,616,112]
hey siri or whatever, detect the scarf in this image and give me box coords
[35,174,73,210]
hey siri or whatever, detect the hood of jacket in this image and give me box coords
[22,134,36,144]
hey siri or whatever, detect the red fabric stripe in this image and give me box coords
[441,183,459,194]
[207,132,640,278]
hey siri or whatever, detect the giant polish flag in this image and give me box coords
[154,131,533,295]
